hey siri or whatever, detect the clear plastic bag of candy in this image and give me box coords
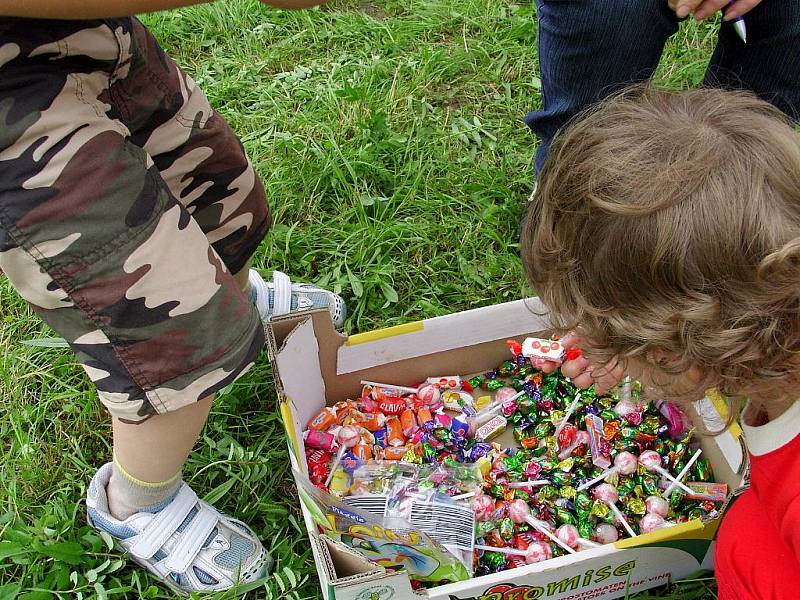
[296,474,471,583]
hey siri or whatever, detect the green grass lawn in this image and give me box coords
[1,1,724,597]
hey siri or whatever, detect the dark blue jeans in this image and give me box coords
[526,0,800,173]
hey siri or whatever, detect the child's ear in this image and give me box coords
[687,365,704,384]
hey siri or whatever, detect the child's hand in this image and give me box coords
[537,332,624,395]
[668,0,761,20]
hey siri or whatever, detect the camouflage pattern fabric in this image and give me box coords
[0,17,271,423]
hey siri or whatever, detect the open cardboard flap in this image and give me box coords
[268,301,749,596]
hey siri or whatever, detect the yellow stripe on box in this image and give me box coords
[706,388,743,439]
[280,399,300,460]
[345,321,424,346]
[614,518,707,549]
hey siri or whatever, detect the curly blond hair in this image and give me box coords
[521,87,800,418]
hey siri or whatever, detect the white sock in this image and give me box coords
[106,457,181,520]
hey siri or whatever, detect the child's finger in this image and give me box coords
[571,371,595,389]
[593,366,625,395]
[694,0,729,20]
[674,0,702,18]
[539,359,559,374]
[560,356,590,379]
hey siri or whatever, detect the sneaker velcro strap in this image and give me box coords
[272,270,292,316]
[165,503,219,573]
[128,485,198,560]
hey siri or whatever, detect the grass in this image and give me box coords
[0,1,723,598]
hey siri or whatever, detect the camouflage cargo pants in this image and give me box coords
[0,17,270,423]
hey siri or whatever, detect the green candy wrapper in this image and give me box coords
[499,360,517,377]
[627,498,646,515]
[578,520,594,540]
[499,517,515,541]
[470,376,485,389]
[487,379,506,391]
[477,520,497,537]
[556,508,576,525]
[694,457,712,481]
[600,409,616,421]
[591,500,610,519]
[482,551,507,570]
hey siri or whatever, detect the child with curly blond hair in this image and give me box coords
[521,86,800,599]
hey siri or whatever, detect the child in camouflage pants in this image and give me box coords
[0,1,344,593]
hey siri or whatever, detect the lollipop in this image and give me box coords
[638,450,693,495]
[645,495,669,518]
[506,480,551,489]
[556,524,600,549]
[554,392,582,438]
[475,542,552,564]
[593,522,619,544]
[639,513,675,534]
[592,483,636,537]
[663,448,702,497]
[324,425,361,487]
[558,430,590,460]
[471,495,496,521]
[508,499,576,554]
[494,386,521,403]
[576,451,638,491]
[360,379,442,405]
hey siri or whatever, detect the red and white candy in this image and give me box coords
[471,495,496,521]
[593,522,620,544]
[639,513,676,534]
[522,337,566,363]
[645,495,669,518]
[556,524,601,549]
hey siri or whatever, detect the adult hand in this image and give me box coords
[537,332,624,395]
[668,0,762,21]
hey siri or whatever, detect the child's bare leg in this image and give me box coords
[107,395,213,519]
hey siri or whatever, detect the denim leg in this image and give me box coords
[705,0,800,122]
[526,0,679,173]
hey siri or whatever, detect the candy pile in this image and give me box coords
[302,337,727,580]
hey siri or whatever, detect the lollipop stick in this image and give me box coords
[606,502,636,538]
[477,390,526,419]
[652,466,694,495]
[576,467,620,492]
[361,380,417,393]
[452,491,476,501]
[664,449,702,497]
[577,537,601,548]
[525,517,576,554]
[507,480,550,489]
[474,545,525,556]
[555,392,582,437]
[324,446,348,487]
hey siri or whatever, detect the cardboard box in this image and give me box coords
[267,299,748,600]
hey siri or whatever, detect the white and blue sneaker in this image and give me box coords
[249,269,346,330]
[87,463,272,595]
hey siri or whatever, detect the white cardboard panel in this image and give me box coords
[275,317,327,448]
[336,298,550,375]
[694,397,744,473]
